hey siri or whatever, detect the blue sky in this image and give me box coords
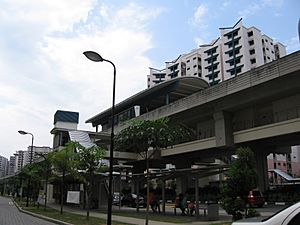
[0,0,299,158]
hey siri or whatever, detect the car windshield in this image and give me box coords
[252,191,262,197]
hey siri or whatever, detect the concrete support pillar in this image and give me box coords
[255,151,269,192]
[195,175,200,219]
[175,161,191,195]
[98,179,108,209]
[136,179,140,212]
[176,176,188,195]
[162,179,166,215]
[213,111,233,147]
[165,93,170,105]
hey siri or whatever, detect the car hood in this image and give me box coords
[233,216,268,223]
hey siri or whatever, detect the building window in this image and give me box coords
[193,57,196,60]
[248,31,253,37]
[250,58,256,64]
[266,47,269,51]
[187,60,190,63]
[194,73,197,76]
[229,58,241,66]
[148,78,150,81]
[227,65,243,76]
[249,40,254,46]
[265,39,268,42]
[193,65,197,68]
[224,28,240,39]
[249,49,255,55]
[187,67,190,70]
[270,42,273,45]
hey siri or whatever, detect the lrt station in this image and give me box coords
[49,50,300,212]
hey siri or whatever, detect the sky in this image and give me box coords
[0,0,299,159]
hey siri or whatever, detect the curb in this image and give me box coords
[265,202,291,206]
[12,199,73,225]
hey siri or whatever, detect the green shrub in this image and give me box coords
[246,208,260,218]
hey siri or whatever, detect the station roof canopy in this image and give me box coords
[86,76,209,126]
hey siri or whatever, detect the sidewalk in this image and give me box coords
[48,203,232,225]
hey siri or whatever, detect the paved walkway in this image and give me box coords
[0,196,56,225]
[48,203,232,225]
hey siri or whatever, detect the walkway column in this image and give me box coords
[213,111,233,147]
[162,179,166,215]
[255,150,269,192]
[195,175,200,218]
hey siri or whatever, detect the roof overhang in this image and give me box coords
[86,76,209,126]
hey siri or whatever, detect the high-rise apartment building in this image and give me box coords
[8,156,16,175]
[29,146,52,163]
[6,146,52,176]
[0,155,8,178]
[21,146,52,165]
[147,19,286,88]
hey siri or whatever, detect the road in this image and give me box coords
[0,196,56,225]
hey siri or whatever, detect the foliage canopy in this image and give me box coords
[221,147,258,221]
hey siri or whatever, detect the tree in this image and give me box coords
[48,141,78,215]
[35,153,52,211]
[114,117,191,225]
[20,162,44,206]
[221,147,258,221]
[77,144,106,220]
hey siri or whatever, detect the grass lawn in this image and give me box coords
[15,199,231,225]
[112,210,194,224]
[15,200,131,225]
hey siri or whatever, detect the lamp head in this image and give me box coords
[83,51,104,62]
[18,130,28,135]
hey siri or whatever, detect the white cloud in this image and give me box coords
[190,4,208,28]
[1,0,96,33]
[194,37,206,46]
[189,4,210,46]
[238,0,283,19]
[285,36,300,54]
[0,1,161,158]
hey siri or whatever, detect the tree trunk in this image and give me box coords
[86,182,90,220]
[60,171,65,215]
[145,150,149,225]
[44,175,48,211]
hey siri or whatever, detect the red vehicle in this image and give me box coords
[247,189,265,207]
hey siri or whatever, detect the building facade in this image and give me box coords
[147,19,286,88]
[267,146,300,183]
[8,156,16,175]
[0,155,8,178]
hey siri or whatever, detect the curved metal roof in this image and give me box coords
[86,76,209,126]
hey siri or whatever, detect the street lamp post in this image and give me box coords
[83,51,116,225]
[18,130,34,207]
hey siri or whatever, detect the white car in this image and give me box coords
[232,202,300,225]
